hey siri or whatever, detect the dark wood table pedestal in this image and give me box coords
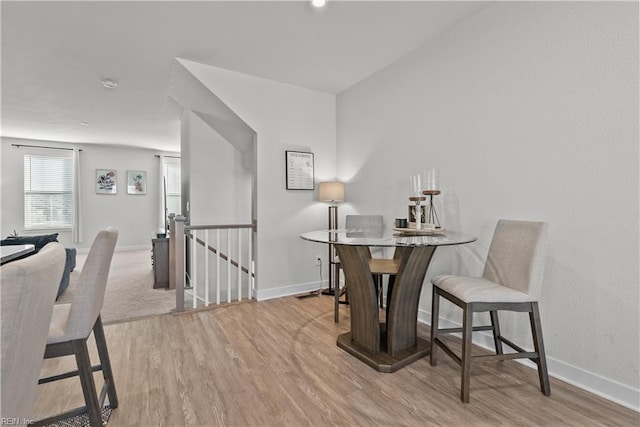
[334,245,436,372]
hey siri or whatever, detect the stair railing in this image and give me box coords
[170,215,255,312]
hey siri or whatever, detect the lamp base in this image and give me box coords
[296,290,321,299]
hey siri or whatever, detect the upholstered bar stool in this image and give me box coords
[1,243,66,424]
[36,228,119,427]
[430,220,550,403]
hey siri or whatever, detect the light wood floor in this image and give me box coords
[33,296,638,426]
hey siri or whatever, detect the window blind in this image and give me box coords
[24,154,73,229]
[165,162,181,216]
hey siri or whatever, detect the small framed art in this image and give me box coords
[285,151,314,190]
[408,205,426,224]
[96,169,117,194]
[127,170,147,195]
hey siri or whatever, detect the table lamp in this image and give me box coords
[318,181,345,295]
[319,181,345,229]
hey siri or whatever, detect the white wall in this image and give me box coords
[337,2,638,409]
[1,137,175,250]
[186,111,251,225]
[179,60,336,298]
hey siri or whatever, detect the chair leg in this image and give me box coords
[386,275,395,323]
[530,302,551,396]
[94,316,118,408]
[334,279,340,323]
[460,304,473,403]
[72,339,103,427]
[430,286,440,366]
[489,310,504,355]
[375,274,383,308]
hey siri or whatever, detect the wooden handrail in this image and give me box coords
[185,223,254,231]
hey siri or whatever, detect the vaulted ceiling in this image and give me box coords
[1,1,487,152]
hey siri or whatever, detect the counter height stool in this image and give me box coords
[1,243,66,423]
[430,220,550,403]
[36,228,119,427]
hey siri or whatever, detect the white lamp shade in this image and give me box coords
[318,181,345,202]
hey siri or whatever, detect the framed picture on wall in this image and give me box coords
[127,170,147,195]
[408,205,426,224]
[285,151,314,190]
[96,169,117,194]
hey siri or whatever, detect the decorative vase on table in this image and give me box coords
[410,173,426,230]
[423,168,441,229]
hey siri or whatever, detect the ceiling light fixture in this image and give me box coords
[311,0,327,8]
[80,121,90,126]
[101,79,118,89]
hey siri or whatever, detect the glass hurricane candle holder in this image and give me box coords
[422,168,441,228]
[426,168,439,191]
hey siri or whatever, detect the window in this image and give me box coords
[164,159,181,216]
[24,153,73,229]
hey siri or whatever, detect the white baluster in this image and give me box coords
[249,226,253,298]
[191,230,197,309]
[216,229,220,305]
[227,230,231,303]
[238,228,242,301]
[204,230,210,306]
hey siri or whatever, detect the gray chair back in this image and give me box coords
[64,228,118,342]
[345,215,384,238]
[1,242,66,421]
[482,220,548,298]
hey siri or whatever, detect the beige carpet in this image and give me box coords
[57,249,176,324]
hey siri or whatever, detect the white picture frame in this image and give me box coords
[96,169,117,194]
[127,170,147,195]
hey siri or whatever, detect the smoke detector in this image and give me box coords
[101,79,118,89]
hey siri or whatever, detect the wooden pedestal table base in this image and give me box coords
[337,330,431,373]
[334,245,436,372]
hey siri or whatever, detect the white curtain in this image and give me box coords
[158,154,165,234]
[72,148,82,243]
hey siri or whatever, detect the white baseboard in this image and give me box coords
[255,280,325,301]
[417,308,640,413]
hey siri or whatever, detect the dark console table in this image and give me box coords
[152,238,169,288]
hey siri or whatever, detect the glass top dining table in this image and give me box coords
[300,228,476,248]
[300,227,476,372]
